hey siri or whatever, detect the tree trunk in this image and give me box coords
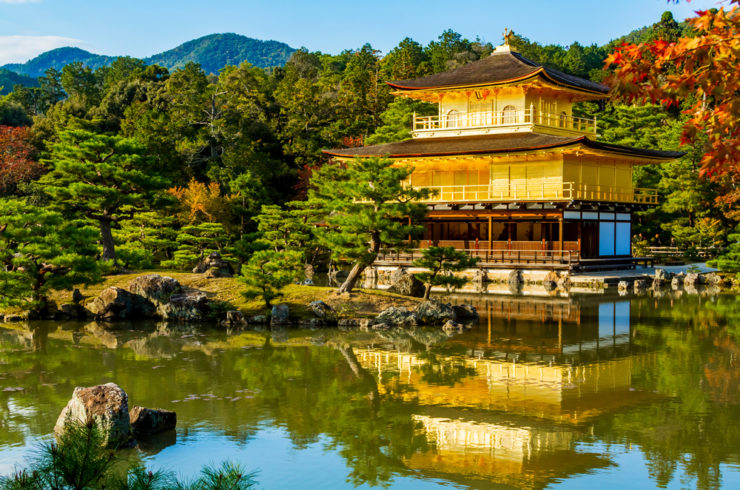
[99,220,116,262]
[338,261,366,294]
[423,283,432,300]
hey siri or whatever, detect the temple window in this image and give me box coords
[502,105,517,124]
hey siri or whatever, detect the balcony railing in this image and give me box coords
[414,182,658,204]
[413,109,597,135]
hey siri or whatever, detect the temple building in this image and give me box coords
[324,35,683,270]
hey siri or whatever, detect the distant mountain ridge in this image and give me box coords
[1,33,296,79]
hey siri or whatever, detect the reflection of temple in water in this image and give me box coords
[358,296,655,488]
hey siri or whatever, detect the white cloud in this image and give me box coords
[0,35,83,65]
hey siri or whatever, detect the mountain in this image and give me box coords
[1,34,295,80]
[0,69,38,95]
[145,33,295,73]
[2,47,115,78]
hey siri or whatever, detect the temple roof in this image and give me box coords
[387,49,609,95]
[323,133,684,160]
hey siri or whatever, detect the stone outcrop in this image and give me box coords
[472,269,488,293]
[129,275,182,305]
[87,287,156,321]
[129,406,177,436]
[54,383,132,448]
[684,272,702,288]
[633,279,647,294]
[193,252,234,278]
[672,273,685,289]
[157,293,210,322]
[386,268,425,297]
[413,300,455,325]
[704,272,722,287]
[309,301,336,322]
[618,281,630,292]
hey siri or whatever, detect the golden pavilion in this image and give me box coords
[324,36,683,271]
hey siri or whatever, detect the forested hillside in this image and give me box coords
[1,34,296,80]
[0,10,736,278]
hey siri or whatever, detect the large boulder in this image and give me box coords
[672,273,685,290]
[87,287,156,321]
[684,272,702,288]
[129,275,182,305]
[271,304,290,325]
[54,383,132,448]
[386,268,425,297]
[193,252,234,278]
[542,271,559,292]
[704,272,723,287]
[414,300,455,325]
[376,306,417,328]
[129,406,176,437]
[157,292,210,322]
[452,304,479,323]
[472,269,487,293]
[223,310,247,327]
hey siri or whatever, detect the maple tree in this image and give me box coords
[0,125,43,195]
[605,0,739,217]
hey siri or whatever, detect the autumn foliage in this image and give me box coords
[605,1,739,215]
[0,125,43,195]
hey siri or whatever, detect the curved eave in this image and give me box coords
[387,69,608,98]
[322,136,685,161]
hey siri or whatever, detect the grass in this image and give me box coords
[38,270,422,319]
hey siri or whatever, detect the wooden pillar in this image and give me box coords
[488,215,492,253]
[558,216,564,252]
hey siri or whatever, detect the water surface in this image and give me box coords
[1,291,739,489]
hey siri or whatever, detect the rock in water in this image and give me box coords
[618,281,630,292]
[452,304,479,322]
[271,304,290,325]
[54,383,132,448]
[87,287,156,321]
[129,406,176,436]
[223,310,247,326]
[507,270,523,294]
[129,275,182,305]
[376,306,417,327]
[684,273,702,288]
[542,271,558,292]
[157,293,210,322]
[387,268,425,297]
[414,300,455,325]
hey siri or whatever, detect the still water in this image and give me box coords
[1,291,739,489]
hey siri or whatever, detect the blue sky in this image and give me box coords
[0,0,722,65]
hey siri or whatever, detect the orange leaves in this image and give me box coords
[605,3,740,212]
[167,178,230,224]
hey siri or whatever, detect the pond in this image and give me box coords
[1,291,739,489]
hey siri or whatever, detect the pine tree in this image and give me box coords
[162,222,229,271]
[412,246,479,299]
[307,157,429,293]
[36,129,169,262]
[0,199,101,315]
[240,250,303,308]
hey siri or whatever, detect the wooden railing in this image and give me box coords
[375,247,580,268]
[414,182,658,205]
[413,109,597,134]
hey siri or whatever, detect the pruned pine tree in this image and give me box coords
[307,157,429,293]
[240,250,303,308]
[162,222,228,271]
[37,129,169,262]
[0,199,101,315]
[413,246,479,299]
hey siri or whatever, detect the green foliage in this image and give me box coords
[307,157,429,292]
[254,203,325,265]
[37,128,170,261]
[0,199,101,314]
[113,212,179,270]
[162,222,229,271]
[0,69,37,96]
[0,421,256,489]
[708,225,740,273]
[366,98,436,145]
[412,246,478,298]
[240,249,303,308]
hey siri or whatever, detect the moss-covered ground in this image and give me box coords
[38,270,420,319]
